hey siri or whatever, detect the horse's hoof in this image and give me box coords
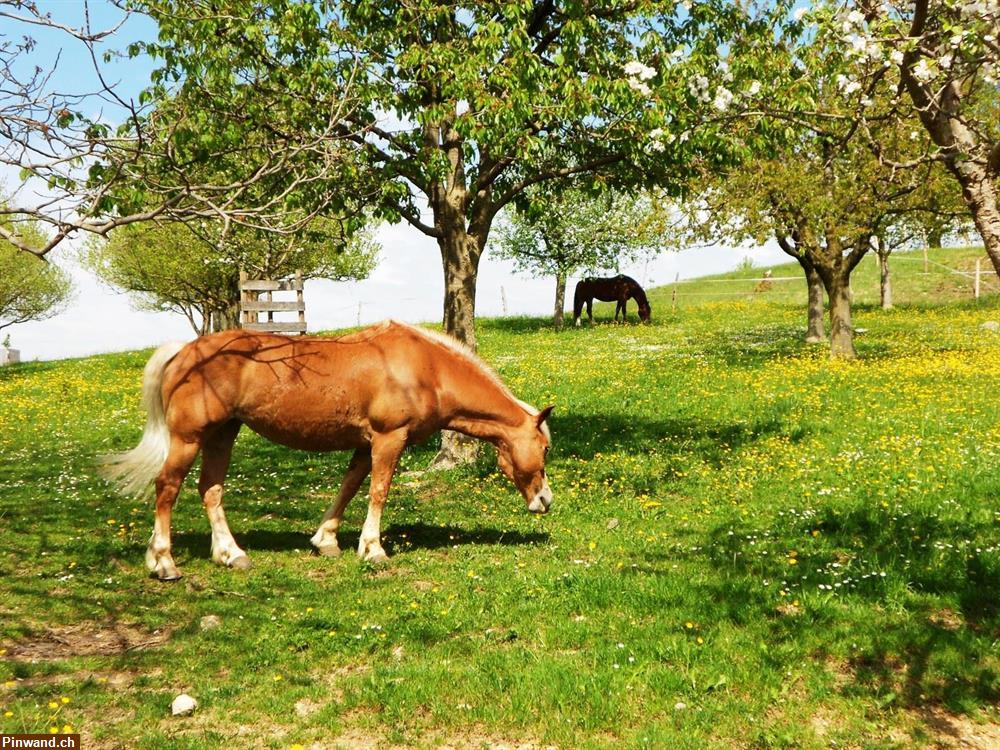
[153,571,182,582]
[228,555,252,570]
[362,550,389,565]
[315,545,341,558]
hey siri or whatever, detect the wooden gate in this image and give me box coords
[239,271,306,334]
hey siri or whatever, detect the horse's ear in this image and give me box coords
[536,405,555,428]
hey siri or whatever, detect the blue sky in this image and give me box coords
[7,2,787,360]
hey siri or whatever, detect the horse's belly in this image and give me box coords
[242,415,367,452]
[236,385,371,452]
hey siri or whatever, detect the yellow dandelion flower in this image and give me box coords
[62,725,73,734]
[61,697,69,704]
[48,701,58,709]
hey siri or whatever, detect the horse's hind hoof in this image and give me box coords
[229,555,252,571]
[314,545,341,558]
[152,571,182,583]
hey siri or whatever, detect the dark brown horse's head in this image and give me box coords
[638,300,652,323]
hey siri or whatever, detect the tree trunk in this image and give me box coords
[821,271,856,359]
[926,226,944,250]
[878,251,893,310]
[805,265,826,343]
[212,299,241,332]
[785,248,826,343]
[430,220,485,469]
[440,230,481,349]
[949,159,1000,279]
[553,272,566,331]
[899,68,1000,279]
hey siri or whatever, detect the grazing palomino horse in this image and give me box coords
[101,320,553,581]
[573,275,651,326]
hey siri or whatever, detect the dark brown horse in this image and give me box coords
[101,320,553,580]
[573,275,651,326]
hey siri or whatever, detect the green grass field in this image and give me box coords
[1,247,998,749]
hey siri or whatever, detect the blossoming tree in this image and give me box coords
[812,1,1000,278]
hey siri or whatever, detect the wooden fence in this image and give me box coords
[239,271,306,334]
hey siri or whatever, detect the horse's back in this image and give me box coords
[159,324,442,449]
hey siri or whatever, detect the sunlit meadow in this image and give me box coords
[1,248,998,748]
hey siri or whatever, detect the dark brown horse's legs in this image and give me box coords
[311,446,373,556]
[199,421,248,569]
[358,430,407,563]
[147,437,200,581]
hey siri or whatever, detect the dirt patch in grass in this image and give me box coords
[434,735,558,750]
[928,608,964,631]
[912,706,1000,750]
[4,620,171,660]
[6,668,147,689]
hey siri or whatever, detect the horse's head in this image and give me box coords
[638,300,652,323]
[496,405,554,514]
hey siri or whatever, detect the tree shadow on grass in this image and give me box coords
[550,411,802,464]
[672,502,1000,710]
[698,324,815,367]
[170,522,548,559]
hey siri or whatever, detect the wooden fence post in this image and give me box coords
[238,272,307,334]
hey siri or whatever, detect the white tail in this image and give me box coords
[100,341,187,497]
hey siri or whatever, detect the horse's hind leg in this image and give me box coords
[586,299,594,325]
[199,421,249,570]
[358,430,407,563]
[615,300,625,323]
[310,446,372,557]
[147,437,200,581]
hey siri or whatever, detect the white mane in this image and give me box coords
[388,320,552,440]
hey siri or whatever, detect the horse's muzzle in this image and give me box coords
[528,483,552,514]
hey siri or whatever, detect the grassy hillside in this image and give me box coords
[1,253,999,749]
[647,245,997,313]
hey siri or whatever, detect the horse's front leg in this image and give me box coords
[615,300,625,323]
[311,446,372,556]
[358,429,408,563]
[199,421,249,570]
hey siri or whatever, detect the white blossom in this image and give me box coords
[836,74,861,95]
[712,86,734,111]
[793,6,808,22]
[746,80,762,96]
[912,58,936,82]
[890,49,905,65]
[627,79,651,96]
[624,60,656,81]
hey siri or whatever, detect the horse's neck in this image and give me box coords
[440,362,525,444]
